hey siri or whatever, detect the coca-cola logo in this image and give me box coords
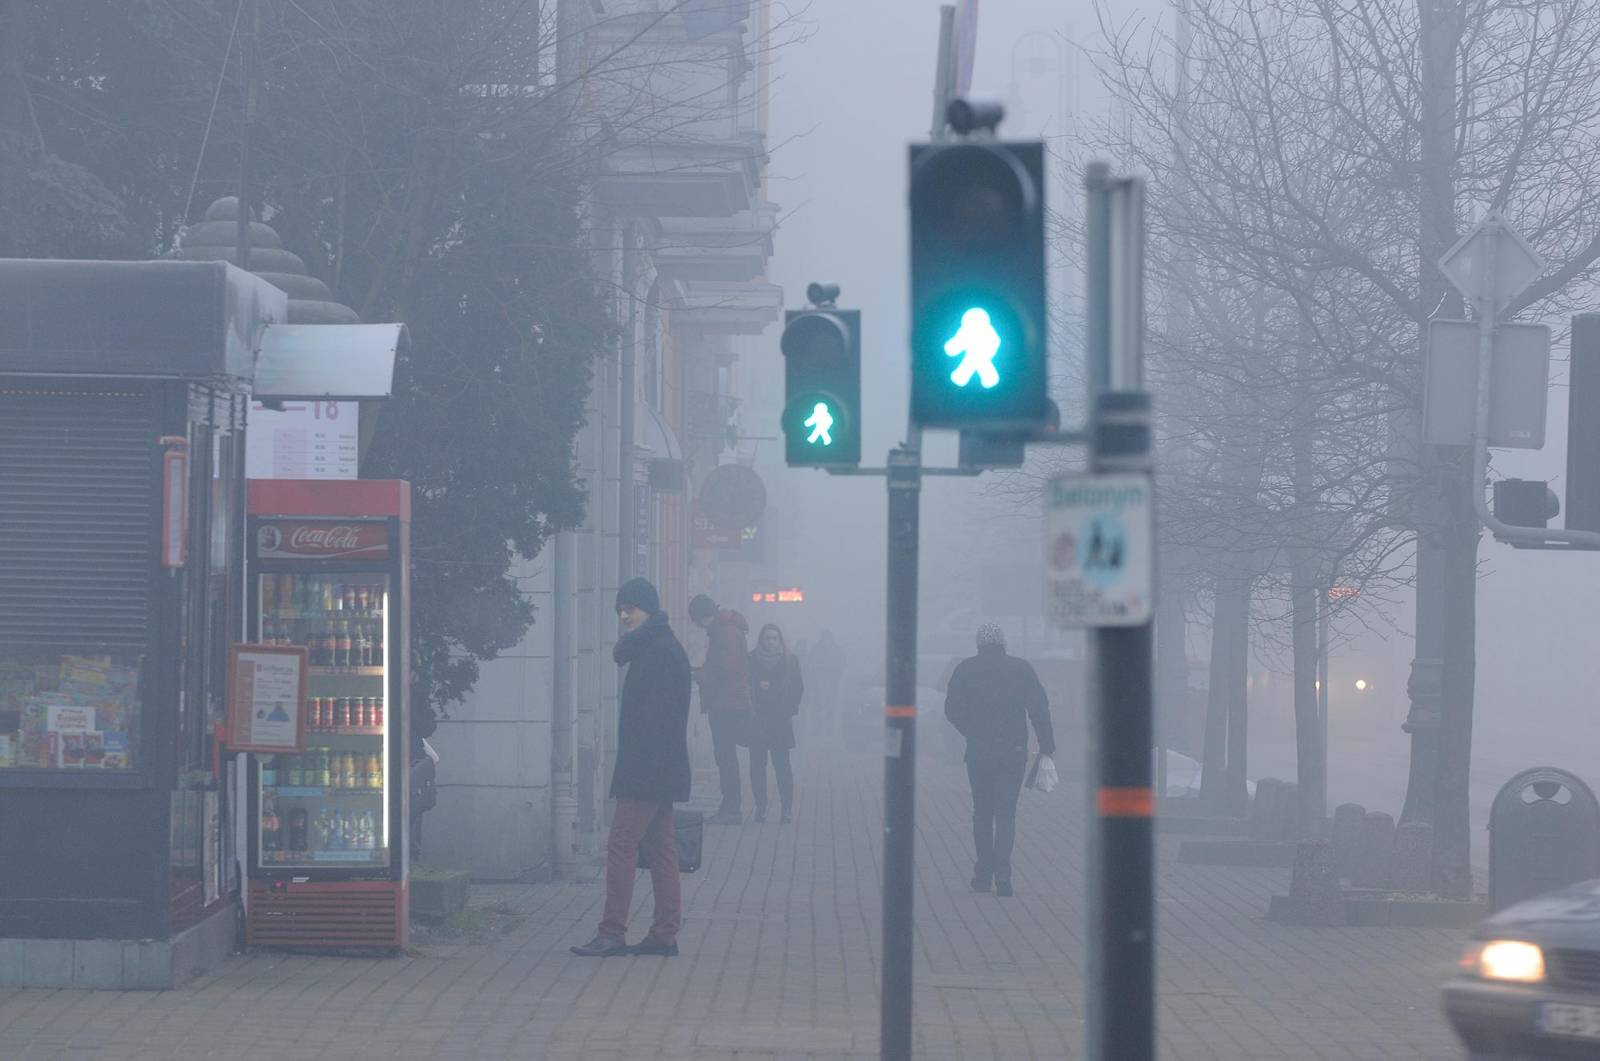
[257,519,387,560]
[288,525,364,550]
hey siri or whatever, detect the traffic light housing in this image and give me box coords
[1493,479,1559,528]
[1568,313,1600,532]
[781,305,860,466]
[909,137,1049,430]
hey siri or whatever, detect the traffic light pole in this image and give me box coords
[880,441,921,1061]
[1085,163,1156,1061]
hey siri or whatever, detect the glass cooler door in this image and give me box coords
[255,572,392,871]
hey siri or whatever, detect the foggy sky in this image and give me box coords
[748,0,1599,834]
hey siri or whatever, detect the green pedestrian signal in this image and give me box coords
[803,401,836,446]
[781,286,860,467]
[944,307,1002,389]
[909,109,1049,430]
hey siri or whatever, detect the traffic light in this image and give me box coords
[781,286,860,467]
[909,113,1049,430]
[1493,479,1559,528]
[1568,313,1600,532]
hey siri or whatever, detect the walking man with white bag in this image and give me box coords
[943,623,1056,897]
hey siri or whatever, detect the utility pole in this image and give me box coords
[878,10,956,1058]
[1081,162,1155,1061]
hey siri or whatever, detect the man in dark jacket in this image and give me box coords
[572,577,691,957]
[689,593,751,824]
[943,623,1055,897]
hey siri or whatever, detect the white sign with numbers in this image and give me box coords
[1046,473,1154,628]
[246,401,358,480]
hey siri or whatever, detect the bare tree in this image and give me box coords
[1091,0,1600,891]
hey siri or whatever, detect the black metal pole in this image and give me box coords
[1085,161,1155,1061]
[881,445,921,1061]
[1091,394,1154,1061]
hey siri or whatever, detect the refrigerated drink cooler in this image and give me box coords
[244,480,411,951]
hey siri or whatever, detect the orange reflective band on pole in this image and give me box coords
[1096,786,1155,818]
[885,705,917,718]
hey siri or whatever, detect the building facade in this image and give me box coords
[426,0,783,878]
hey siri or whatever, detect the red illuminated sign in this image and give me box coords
[750,588,805,604]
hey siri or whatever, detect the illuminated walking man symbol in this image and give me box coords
[944,308,1002,389]
[804,401,835,446]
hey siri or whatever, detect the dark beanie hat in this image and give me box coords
[687,594,718,621]
[616,577,660,615]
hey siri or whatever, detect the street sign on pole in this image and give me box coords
[1046,473,1153,627]
[1423,320,1550,448]
[1439,216,1546,306]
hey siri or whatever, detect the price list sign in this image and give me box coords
[246,401,358,480]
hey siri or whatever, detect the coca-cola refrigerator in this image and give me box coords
[242,480,410,950]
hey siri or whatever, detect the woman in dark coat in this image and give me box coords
[747,623,803,823]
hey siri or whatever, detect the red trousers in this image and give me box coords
[599,799,680,943]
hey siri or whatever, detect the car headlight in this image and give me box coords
[1462,940,1546,983]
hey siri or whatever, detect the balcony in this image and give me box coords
[652,201,778,282]
[670,280,782,337]
[583,3,766,220]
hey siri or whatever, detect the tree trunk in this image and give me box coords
[1155,557,1191,753]
[1290,564,1325,837]
[1403,0,1466,849]
[1221,578,1251,817]
[1431,456,1480,897]
[1200,572,1250,814]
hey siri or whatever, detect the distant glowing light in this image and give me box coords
[1354,679,1369,692]
[944,308,1002,389]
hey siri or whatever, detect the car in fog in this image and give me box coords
[1443,877,1600,1058]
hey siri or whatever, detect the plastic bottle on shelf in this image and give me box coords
[372,754,384,791]
[262,796,281,854]
[288,808,308,853]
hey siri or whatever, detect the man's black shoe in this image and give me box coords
[627,937,679,957]
[995,881,1014,898]
[752,808,767,823]
[570,934,628,957]
[707,810,742,825]
[971,877,992,893]
[780,811,792,825]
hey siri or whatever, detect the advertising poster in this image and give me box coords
[226,644,308,753]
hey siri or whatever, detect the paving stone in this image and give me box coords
[0,748,1464,1059]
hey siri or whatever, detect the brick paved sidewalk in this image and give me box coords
[0,746,1464,1060]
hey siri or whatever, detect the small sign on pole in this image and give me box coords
[1046,473,1154,627]
[1423,320,1550,448]
[225,644,308,754]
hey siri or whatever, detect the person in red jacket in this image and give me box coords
[689,594,751,824]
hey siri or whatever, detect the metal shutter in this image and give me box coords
[0,386,159,646]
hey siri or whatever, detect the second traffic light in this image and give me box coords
[782,290,860,467]
[909,116,1049,430]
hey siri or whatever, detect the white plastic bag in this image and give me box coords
[1031,753,1059,793]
